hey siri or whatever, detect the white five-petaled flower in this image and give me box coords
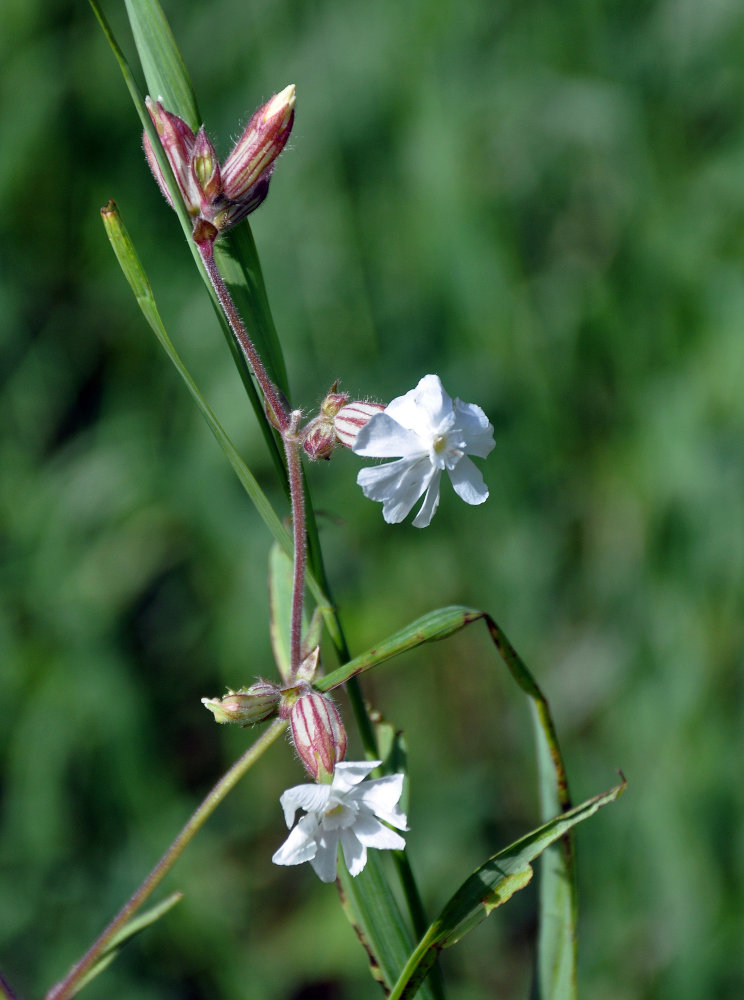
[352,374,495,527]
[272,761,408,883]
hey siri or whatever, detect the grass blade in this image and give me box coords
[389,781,626,1000]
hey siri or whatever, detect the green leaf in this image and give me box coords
[123,0,200,128]
[389,781,626,1000]
[314,606,479,693]
[338,853,437,1000]
[268,542,294,681]
[71,893,183,996]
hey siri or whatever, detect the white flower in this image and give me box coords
[272,761,408,883]
[352,374,495,527]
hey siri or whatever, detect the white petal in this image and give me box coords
[386,375,452,435]
[272,815,319,866]
[452,400,495,458]
[309,830,341,883]
[356,775,408,829]
[339,828,367,876]
[358,457,436,523]
[448,456,489,506]
[411,477,441,528]
[352,812,407,851]
[331,760,380,794]
[279,783,331,827]
[353,413,425,459]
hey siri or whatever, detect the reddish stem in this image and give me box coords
[283,424,306,676]
[196,236,290,433]
[196,235,305,674]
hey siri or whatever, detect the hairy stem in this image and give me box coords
[284,425,307,676]
[196,236,290,434]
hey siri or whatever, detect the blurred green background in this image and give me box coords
[1,0,743,997]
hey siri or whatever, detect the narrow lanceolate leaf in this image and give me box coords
[123,0,200,128]
[314,607,479,693]
[338,853,438,1000]
[389,781,626,1000]
[268,542,294,681]
[69,893,183,996]
[100,201,330,615]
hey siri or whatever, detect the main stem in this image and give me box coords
[197,237,290,434]
[197,236,306,675]
[283,424,306,676]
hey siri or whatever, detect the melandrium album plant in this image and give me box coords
[0,2,625,999]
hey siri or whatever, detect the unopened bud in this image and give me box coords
[191,127,222,211]
[221,85,296,205]
[302,384,352,460]
[283,687,347,781]
[333,401,385,449]
[144,98,200,214]
[202,680,281,726]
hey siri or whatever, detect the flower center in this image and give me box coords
[322,799,359,829]
[432,433,448,454]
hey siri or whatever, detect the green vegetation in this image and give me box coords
[1,0,742,997]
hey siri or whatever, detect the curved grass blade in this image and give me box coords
[70,893,183,997]
[100,199,331,615]
[389,780,626,1000]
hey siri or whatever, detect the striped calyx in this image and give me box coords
[284,687,347,781]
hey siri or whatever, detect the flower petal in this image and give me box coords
[353,413,424,458]
[453,399,495,459]
[412,477,441,528]
[386,374,452,435]
[279,782,331,827]
[309,830,341,883]
[356,774,408,829]
[272,814,320,866]
[358,458,437,523]
[339,828,367,876]
[331,760,381,793]
[448,456,489,506]
[353,812,407,851]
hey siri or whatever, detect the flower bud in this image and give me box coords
[302,417,337,461]
[211,173,272,232]
[301,385,350,461]
[201,680,281,726]
[190,126,222,212]
[333,401,385,449]
[144,98,200,214]
[284,687,347,781]
[221,85,296,205]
